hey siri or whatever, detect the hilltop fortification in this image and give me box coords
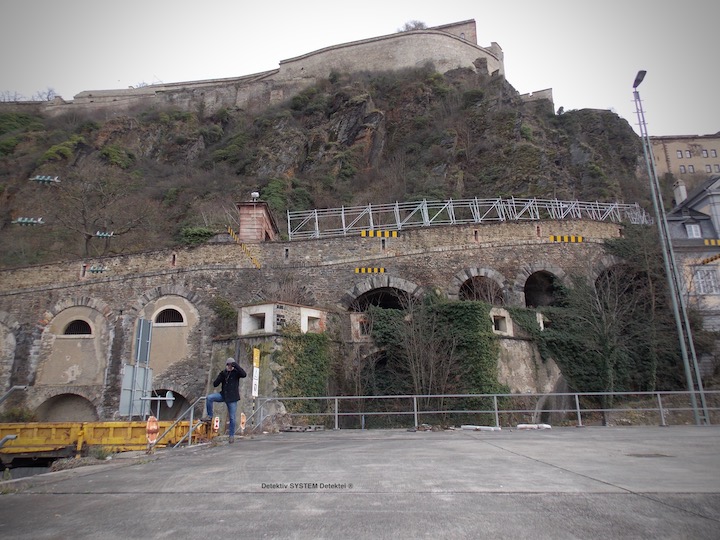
[10,20,520,118]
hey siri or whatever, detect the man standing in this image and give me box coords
[204,358,247,443]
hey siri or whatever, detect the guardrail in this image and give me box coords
[150,396,208,450]
[287,197,652,240]
[254,390,719,430]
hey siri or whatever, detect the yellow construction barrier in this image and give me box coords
[0,420,209,465]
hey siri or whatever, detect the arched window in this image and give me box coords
[64,320,92,335]
[155,308,184,324]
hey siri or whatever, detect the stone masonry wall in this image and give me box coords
[0,219,621,419]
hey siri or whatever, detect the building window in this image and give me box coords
[680,165,686,174]
[706,165,713,173]
[686,223,702,238]
[155,308,184,324]
[695,268,720,294]
[715,164,720,172]
[493,315,508,332]
[689,165,695,173]
[250,313,266,330]
[64,320,92,335]
[712,150,718,158]
[677,150,683,158]
[306,316,321,333]
[703,149,709,158]
[686,150,692,158]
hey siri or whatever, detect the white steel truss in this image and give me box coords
[286,197,651,240]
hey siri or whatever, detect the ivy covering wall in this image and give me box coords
[368,299,507,396]
[275,328,331,413]
[507,225,716,395]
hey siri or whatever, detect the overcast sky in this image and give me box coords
[1,0,718,136]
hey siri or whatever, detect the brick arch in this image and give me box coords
[34,391,99,422]
[588,255,625,284]
[448,267,509,301]
[339,275,424,310]
[145,384,191,420]
[511,261,569,307]
[132,284,202,314]
[41,296,115,327]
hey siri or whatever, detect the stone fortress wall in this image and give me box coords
[0,217,621,421]
[4,20,524,120]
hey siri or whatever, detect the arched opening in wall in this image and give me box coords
[459,276,505,305]
[35,394,98,422]
[349,287,410,312]
[63,320,91,335]
[155,308,184,324]
[524,271,561,308]
[148,389,189,420]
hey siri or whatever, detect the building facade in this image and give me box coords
[667,175,720,376]
[651,134,720,182]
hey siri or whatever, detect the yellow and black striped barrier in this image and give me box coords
[701,253,720,265]
[549,235,583,243]
[704,239,720,246]
[240,243,261,268]
[355,268,385,273]
[227,226,261,268]
[361,230,397,238]
[227,225,240,242]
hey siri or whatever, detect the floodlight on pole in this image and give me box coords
[632,70,708,425]
[12,217,44,225]
[31,175,61,184]
[632,70,646,89]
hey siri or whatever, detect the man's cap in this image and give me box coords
[226,358,234,364]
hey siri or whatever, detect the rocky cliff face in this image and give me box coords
[0,65,645,268]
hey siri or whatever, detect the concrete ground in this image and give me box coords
[1,425,719,539]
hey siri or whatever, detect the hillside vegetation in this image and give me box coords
[0,65,646,268]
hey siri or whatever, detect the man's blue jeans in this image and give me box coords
[206,393,238,435]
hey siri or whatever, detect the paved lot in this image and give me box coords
[1,425,719,539]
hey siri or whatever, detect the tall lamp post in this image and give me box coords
[632,70,708,425]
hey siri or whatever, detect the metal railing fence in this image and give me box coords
[253,390,719,430]
[286,197,652,240]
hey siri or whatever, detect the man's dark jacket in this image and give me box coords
[213,361,247,402]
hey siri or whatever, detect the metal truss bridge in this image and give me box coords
[286,197,651,241]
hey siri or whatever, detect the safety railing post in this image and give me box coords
[413,396,418,428]
[334,397,339,430]
[575,394,583,427]
[656,393,667,427]
[493,395,500,428]
[189,407,195,446]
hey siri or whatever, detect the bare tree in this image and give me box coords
[366,297,466,408]
[32,87,57,101]
[0,90,26,102]
[459,276,505,304]
[40,167,151,256]
[560,265,656,423]
[398,21,427,32]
